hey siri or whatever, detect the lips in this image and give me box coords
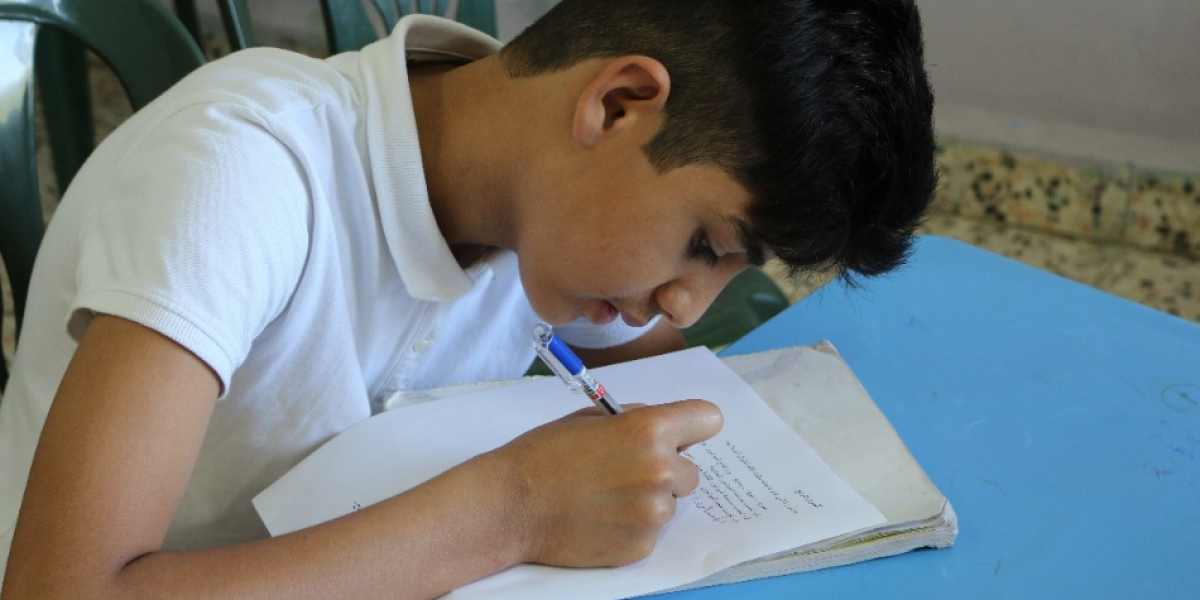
[619,311,649,328]
[586,300,653,328]
[588,300,619,325]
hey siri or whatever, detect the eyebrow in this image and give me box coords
[727,216,767,267]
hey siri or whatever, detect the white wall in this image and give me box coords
[180,0,1200,171]
[918,0,1199,172]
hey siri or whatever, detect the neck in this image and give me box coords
[409,57,525,252]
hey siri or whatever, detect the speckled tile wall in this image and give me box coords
[932,138,1200,258]
[3,53,1199,374]
[931,141,1132,241]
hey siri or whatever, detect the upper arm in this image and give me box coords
[71,102,310,392]
[3,315,220,594]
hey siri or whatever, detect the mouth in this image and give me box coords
[619,310,650,328]
[586,300,653,328]
[587,300,620,325]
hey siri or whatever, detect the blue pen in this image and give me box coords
[533,323,624,415]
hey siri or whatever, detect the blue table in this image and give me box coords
[662,235,1200,599]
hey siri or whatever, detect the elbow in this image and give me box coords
[2,558,133,600]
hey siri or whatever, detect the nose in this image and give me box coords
[654,268,742,328]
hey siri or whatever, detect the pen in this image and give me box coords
[532,323,624,415]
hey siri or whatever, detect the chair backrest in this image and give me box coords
[322,0,497,54]
[0,0,205,391]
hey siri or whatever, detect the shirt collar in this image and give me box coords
[357,15,502,301]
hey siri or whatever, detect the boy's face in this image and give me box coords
[517,152,764,330]
[504,54,767,331]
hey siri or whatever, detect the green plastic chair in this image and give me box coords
[322,0,498,54]
[0,0,205,392]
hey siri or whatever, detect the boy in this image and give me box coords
[0,0,935,597]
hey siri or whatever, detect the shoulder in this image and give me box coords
[103,48,363,157]
[75,49,367,208]
[167,48,361,118]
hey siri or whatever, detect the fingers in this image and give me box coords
[670,453,701,498]
[559,406,605,419]
[615,400,718,499]
[562,400,722,449]
[504,397,722,567]
[635,399,724,451]
[586,400,718,496]
[557,402,647,418]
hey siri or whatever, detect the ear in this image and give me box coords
[572,56,671,149]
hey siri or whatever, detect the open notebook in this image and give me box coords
[254,343,956,598]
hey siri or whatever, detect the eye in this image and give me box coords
[689,233,720,267]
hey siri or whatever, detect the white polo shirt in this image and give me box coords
[0,15,650,574]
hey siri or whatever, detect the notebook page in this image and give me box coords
[253,347,884,600]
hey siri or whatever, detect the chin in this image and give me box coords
[527,301,576,327]
[539,316,577,328]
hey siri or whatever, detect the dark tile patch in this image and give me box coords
[1125,170,1200,258]
[1000,152,1017,170]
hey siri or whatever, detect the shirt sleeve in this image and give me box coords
[551,315,662,349]
[66,102,311,397]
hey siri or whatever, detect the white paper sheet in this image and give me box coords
[253,347,884,599]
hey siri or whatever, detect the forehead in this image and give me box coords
[659,162,753,209]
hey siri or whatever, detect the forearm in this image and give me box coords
[5,451,524,600]
[4,317,719,599]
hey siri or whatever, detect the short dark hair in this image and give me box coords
[501,0,937,279]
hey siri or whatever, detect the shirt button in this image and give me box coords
[412,339,432,353]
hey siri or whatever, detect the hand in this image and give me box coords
[492,399,723,567]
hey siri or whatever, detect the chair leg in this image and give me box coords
[35,27,94,195]
[219,0,257,50]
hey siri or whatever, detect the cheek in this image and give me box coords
[515,223,677,317]
[588,252,675,300]
[589,227,666,273]
[516,252,575,323]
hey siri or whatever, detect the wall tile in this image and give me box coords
[933,139,1130,241]
[1123,171,1200,258]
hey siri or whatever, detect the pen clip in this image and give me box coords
[533,324,581,392]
